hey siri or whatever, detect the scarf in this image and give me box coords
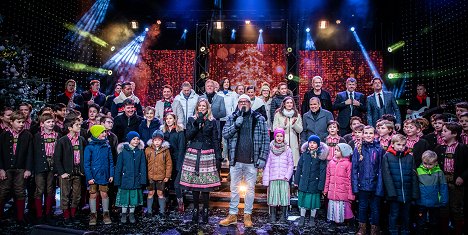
[270,140,286,156]
[282,109,295,118]
[114,91,119,97]
[65,90,74,99]
[90,89,98,97]
[206,92,215,103]
[309,149,318,158]
[416,94,427,104]
[161,97,174,116]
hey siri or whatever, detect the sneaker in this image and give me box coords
[244,214,253,228]
[103,212,112,225]
[128,213,136,224]
[89,213,97,226]
[219,214,237,226]
[120,213,127,224]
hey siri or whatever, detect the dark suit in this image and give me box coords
[366,91,401,127]
[301,89,332,115]
[81,90,106,119]
[333,91,366,136]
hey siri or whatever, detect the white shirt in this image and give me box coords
[374,91,385,108]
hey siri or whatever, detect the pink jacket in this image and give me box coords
[262,142,294,186]
[324,156,355,201]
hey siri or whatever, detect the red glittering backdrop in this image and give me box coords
[134,50,195,107]
[209,44,286,89]
[298,51,383,109]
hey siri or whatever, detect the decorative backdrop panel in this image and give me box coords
[209,44,286,89]
[135,50,195,107]
[298,51,383,112]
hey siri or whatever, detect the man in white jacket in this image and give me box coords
[174,81,199,128]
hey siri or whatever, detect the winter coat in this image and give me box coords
[269,90,292,126]
[262,142,294,186]
[174,89,199,126]
[324,156,355,201]
[351,140,384,196]
[138,119,161,145]
[0,130,34,171]
[223,110,270,168]
[163,127,186,171]
[114,141,147,190]
[301,89,333,115]
[154,99,185,127]
[33,132,62,174]
[186,117,222,157]
[294,142,329,194]
[381,146,420,203]
[301,108,334,142]
[53,135,86,175]
[145,140,172,181]
[416,164,448,207]
[112,113,143,143]
[111,92,143,117]
[217,90,237,121]
[83,138,115,185]
[198,93,226,120]
[273,112,303,166]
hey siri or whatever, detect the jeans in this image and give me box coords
[229,163,257,215]
[389,201,411,235]
[358,190,381,225]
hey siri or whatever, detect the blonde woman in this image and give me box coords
[179,99,222,224]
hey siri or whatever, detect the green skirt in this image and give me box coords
[115,189,143,207]
[267,180,290,206]
[298,191,321,209]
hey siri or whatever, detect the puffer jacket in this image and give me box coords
[351,140,384,196]
[114,141,147,190]
[382,146,420,203]
[217,90,237,121]
[295,142,329,193]
[174,89,199,126]
[262,142,294,186]
[324,155,354,201]
[84,138,115,185]
[138,119,161,146]
[416,164,448,207]
[145,140,172,181]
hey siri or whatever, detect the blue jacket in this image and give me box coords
[351,140,384,196]
[381,146,420,203]
[84,138,115,185]
[416,164,448,207]
[294,143,328,193]
[114,141,147,190]
[138,119,161,145]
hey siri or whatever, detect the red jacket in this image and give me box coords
[324,156,355,201]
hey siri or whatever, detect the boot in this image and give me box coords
[370,225,380,235]
[356,222,367,235]
[45,196,54,218]
[244,213,253,228]
[177,198,184,213]
[219,214,237,226]
[120,213,127,224]
[279,206,288,223]
[191,208,199,223]
[103,211,112,225]
[89,212,97,226]
[298,216,305,227]
[158,198,166,218]
[201,208,209,224]
[269,206,277,223]
[63,209,72,226]
[35,198,44,219]
[128,213,136,224]
[70,207,80,224]
[309,216,316,227]
[15,199,25,222]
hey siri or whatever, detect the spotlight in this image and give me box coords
[319,20,328,29]
[214,21,224,30]
[287,47,293,53]
[107,70,113,75]
[350,27,355,32]
[145,27,149,32]
[287,73,294,80]
[336,20,341,24]
[200,73,206,79]
[110,46,115,51]
[232,29,236,33]
[200,46,206,52]
[306,28,310,32]
[130,20,138,29]
[245,20,251,25]
[184,29,188,33]
[156,20,162,25]
[259,29,263,33]
[387,41,405,53]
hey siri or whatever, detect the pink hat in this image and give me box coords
[273,128,285,138]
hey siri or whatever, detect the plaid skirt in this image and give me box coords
[179,147,221,192]
[267,180,290,206]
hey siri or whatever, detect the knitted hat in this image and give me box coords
[126,131,140,142]
[89,125,106,139]
[238,94,251,102]
[152,129,164,140]
[261,85,270,91]
[307,135,321,145]
[273,128,285,138]
[337,143,353,157]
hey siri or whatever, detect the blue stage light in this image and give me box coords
[232,29,236,33]
[306,28,310,32]
[305,30,316,50]
[145,27,149,32]
[350,27,355,32]
[184,29,188,33]
[259,29,263,33]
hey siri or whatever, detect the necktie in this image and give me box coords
[378,93,384,108]
[349,92,354,114]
